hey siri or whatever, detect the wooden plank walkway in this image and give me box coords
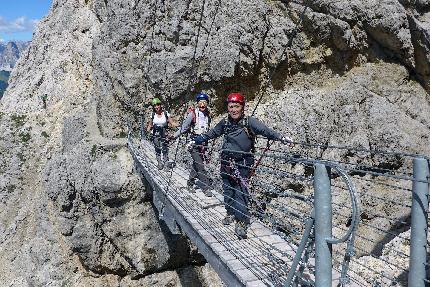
[129,137,363,287]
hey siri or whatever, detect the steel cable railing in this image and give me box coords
[129,137,296,284]
[129,128,429,287]
[132,138,306,284]
[134,137,320,284]
[283,140,427,286]
[288,140,430,161]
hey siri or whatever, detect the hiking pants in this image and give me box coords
[153,127,168,159]
[189,145,211,190]
[220,156,254,224]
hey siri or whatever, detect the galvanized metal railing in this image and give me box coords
[128,125,430,286]
[409,158,429,287]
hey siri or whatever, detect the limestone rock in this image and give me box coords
[1,0,430,285]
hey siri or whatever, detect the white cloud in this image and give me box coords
[0,16,39,34]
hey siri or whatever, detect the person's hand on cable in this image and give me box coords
[280,135,294,147]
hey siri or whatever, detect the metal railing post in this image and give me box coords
[284,211,315,286]
[409,157,430,287]
[314,163,332,287]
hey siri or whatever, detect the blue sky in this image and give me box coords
[0,0,52,42]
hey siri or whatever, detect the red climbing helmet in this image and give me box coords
[227,92,245,105]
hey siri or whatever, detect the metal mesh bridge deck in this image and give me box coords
[128,137,353,286]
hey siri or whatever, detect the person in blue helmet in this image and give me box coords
[194,92,294,239]
[173,93,213,196]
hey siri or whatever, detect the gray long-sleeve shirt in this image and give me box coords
[203,115,282,158]
[174,109,211,138]
[173,112,194,139]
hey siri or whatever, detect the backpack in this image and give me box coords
[223,115,256,153]
[187,107,211,133]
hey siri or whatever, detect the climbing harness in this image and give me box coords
[222,115,256,153]
[224,157,250,192]
[249,140,272,179]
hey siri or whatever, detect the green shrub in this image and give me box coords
[91,144,97,157]
[19,132,31,144]
[119,131,127,138]
[11,114,27,128]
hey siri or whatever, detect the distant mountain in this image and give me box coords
[0,41,30,71]
[0,70,10,98]
[0,41,29,98]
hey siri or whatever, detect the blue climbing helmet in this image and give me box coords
[196,93,209,103]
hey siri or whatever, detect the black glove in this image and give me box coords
[194,135,207,146]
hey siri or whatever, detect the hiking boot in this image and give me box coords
[235,221,248,239]
[187,179,196,193]
[157,161,164,170]
[203,189,213,197]
[187,179,195,187]
[222,215,235,225]
[165,161,176,169]
[156,155,164,170]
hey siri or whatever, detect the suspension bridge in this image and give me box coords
[126,0,430,285]
[127,130,430,287]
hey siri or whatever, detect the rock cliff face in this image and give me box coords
[0,0,429,286]
[0,41,30,71]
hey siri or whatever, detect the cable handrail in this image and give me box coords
[128,131,428,287]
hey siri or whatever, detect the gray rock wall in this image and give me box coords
[0,0,429,285]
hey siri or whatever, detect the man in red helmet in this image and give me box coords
[194,92,293,239]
